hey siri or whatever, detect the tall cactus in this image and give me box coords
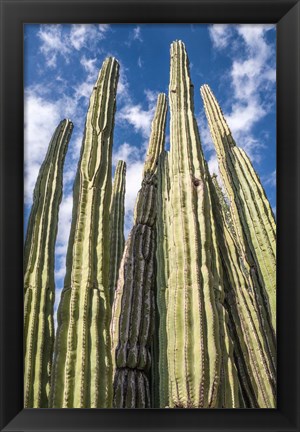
[156,150,170,408]
[49,57,119,408]
[160,40,239,408]
[200,84,276,333]
[109,160,126,304]
[111,93,167,408]
[24,119,73,408]
[209,174,276,407]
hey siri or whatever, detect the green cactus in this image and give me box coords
[158,40,239,409]
[155,150,171,408]
[209,174,276,407]
[109,160,126,305]
[24,119,73,408]
[49,57,119,408]
[205,167,240,409]
[111,93,167,408]
[200,84,276,333]
[23,42,277,410]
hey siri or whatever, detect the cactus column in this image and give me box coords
[111,93,167,408]
[201,84,276,333]
[156,150,171,408]
[50,57,119,408]
[163,41,238,408]
[24,119,73,408]
[109,160,126,304]
[209,174,276,408]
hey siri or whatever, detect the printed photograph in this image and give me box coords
[24,24,276,409]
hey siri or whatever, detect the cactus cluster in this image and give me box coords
[24,41,276,409]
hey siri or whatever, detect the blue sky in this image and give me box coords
[24,23,276,322]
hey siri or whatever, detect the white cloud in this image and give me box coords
[230,26,276,102]
[112,142,138,166]
[133,26,143,42]
[98,24,111,33]
[38,25,70,68]
[69,25,89,50]
[144,89,159,105]
[37,24,109,68]
[117,68,130,100]
[226,101,266,135]
[117,101,156,139]
[209,24,232,49]
[80,55,97,76]
[70,136,84,161]
[125,25,143,46]
[208,24,276,163]
[237,24,274,47]
[74,80,94,100]
[207,154,219,176]
[53,287,63,329]
[56,193,73,258]
[69,24,106,51]
[137,56,143,68]
[117,87,160,139]
[262,170,276,188]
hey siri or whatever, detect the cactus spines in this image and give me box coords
[200,84,276,333]
[24,119,73,408]
[109,160,126,304]
[210,174,276,407]
[49,57,119,408]
[164,40,229,408]
[111,93,167,408]
[156,150,171,408]
[205,167,240,409]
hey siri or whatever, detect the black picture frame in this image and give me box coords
[0,0,299,431]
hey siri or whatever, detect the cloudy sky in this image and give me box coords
[24,23,276,322]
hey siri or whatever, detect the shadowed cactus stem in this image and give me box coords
[156,150,170,408]
[111,93,167,408]
[209,174,276,407]
[24,119,73,408]
[49,57,119,408]
[109,160,126,304]
[201,84,276,334]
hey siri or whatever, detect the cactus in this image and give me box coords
[49,57,119,408]
[205,167,240,409]
[111,93,167,408]
[209,174,276,407]
[109,160,126,304]
[155,150,170,408]
[23,42,277,410]
[24,119,73,408]
[200,84,276,333]
[159,40,239,409]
